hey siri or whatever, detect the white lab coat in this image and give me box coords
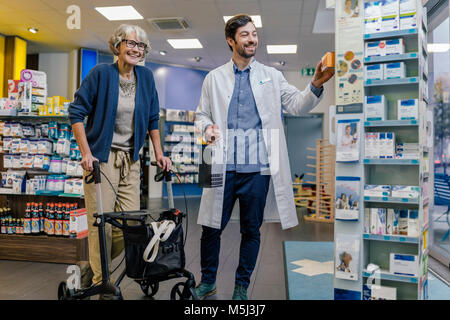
[195,59,322,230]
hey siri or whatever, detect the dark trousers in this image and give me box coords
[200,171,271,289]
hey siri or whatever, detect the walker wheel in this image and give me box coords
[170,281,195,300]
[57,281,72,300]
[140,280,159,297]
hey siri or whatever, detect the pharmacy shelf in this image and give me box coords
[362,270,418,284]
[363,233,419,244]
[0,115,69,121]
[364,77,419,87]
[0,192,83,198]
[363,159,419,165]
[363,28,418,41]
[364,52,419,64]
[364,119,418,127]
[364,196,419,204]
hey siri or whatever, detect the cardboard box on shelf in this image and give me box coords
[365,40,386,58]
[364,95,387,121]
[389,253,418,276]
[69,208,88,239]
[385,38,405,55]
[397,99,418,120]
[364,1,382,34]
[384,62,406,79]
[399,0,418,30]
[381,0,400,32]
[365,64,384,81]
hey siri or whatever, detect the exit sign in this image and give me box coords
[302,67,315,77]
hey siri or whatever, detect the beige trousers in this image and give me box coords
[83,149,140,284]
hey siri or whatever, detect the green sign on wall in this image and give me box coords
[301,67,315,77]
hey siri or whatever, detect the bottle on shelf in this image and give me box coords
[39,202,44,234]
[31,202,40,235]
[24,202,32,235]
[62,203,70,238]
[54,203,63,237]
[44,203,49,235]
[47,203,55,236]
[7,218,13,234]
[0,216,6,234]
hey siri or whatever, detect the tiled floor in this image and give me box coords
[0,196,334,300]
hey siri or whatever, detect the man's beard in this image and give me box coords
[237,43,256,59]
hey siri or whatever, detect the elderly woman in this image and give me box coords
[69,24,171,293]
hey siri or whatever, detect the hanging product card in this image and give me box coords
[335,234,360,281]
[335,177,361,221]
[336,119,360,162]
[335,0,364,105]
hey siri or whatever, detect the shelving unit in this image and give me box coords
[0,114,87,264]
[333,0,432,300]
[162,110,202,197]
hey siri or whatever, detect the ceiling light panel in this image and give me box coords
[167,39,203,49]
[95,6,144,21]
[267,45,298,54]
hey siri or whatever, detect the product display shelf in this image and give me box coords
[363,196,419,204]
[363,159,419,165]
[364,119,418,127]
[364,77,419,87]
[364,52,419,64]
[0,115,87,263]
[333,0,431,301]
[162,112,202,197]
[363,233,419,244]
[363,28,418,40]
[362,269,418,284]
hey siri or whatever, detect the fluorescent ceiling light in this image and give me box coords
[159,50,167,56]
[28,27,38,34]
[267,45,297,54]
[427,43,450,53]
[167,39,203,49]
[95,6,144,21]
[223,15,262,28]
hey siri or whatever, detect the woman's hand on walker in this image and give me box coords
[81,153,99,172]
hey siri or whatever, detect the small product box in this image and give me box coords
[365,64,384,81]
[7,80,20,100]
[370,208,380,234]
[69,208,88,239]
[364,185,391,197]
[364,95,387,121]
[365,132,380,159]
[399,0,417,30]
[407,210,419,237]
[365,40,386,58]
[398,209,409,235]
[364,208,371,233]
[363,285,397,300]
[381,0,400,32]
[397,99,418,120]
[389,253,418,276]
[385,38,406,55]
[364,1,382,34]
[387,208,400,234]
[376,208,387,235]
[384,62,406,79]
[379,132,395,158]
[391,185,420,199]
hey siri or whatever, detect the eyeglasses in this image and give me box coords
[122,39,147,51]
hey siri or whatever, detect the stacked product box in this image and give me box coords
[18,69,48,114]
[365,38,405,58]
[365,207,418,236]
[364,132,396,159]
[397,99,418,120]
[364,0,418,33]
[364,95,387,121]
[395,143,419,159]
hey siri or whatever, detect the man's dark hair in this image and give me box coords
[225,14,254,51]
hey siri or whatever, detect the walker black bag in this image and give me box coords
[123,220,185,279]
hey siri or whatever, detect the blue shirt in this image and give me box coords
[68,62,160,162]
[226,61,323,173]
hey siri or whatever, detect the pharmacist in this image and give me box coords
[194,14,334,300]
[68,24,171,296]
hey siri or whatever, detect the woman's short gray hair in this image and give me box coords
[108,24,151,61]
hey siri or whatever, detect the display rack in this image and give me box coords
[300,139,335,223]
[0,114,87,264]
[333,0,432,300]
[162,109,202,197]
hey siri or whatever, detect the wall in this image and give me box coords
[0,35,4,97]
[283,71,335,141]
[38,53,70,98]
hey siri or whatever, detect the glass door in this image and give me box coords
[427,0,450,267]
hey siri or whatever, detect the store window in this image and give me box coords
[428,0,450,265]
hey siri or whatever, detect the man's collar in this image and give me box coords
[232,57,256,73]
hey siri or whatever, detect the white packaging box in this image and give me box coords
[384,62,406,79]
[379,132,395,158]
[397,99,418,120]
[386,208,395,234]
[381,0,400,32]
[376,208,387,234]
[399,0,417,30]
[370,208,379,234]
[391,185,420,198]
[407,210,419,237]
[365,40,386,58]
[365,64,384,81]
[69,208,88,239]
[385,38,405,55]
[365,132,380,159]
[389,253,418,276]
[364,95,387,121]
[364,208,371,233]
[364,185,391,197]
[370,285,397,300]
[364,1,382,34]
